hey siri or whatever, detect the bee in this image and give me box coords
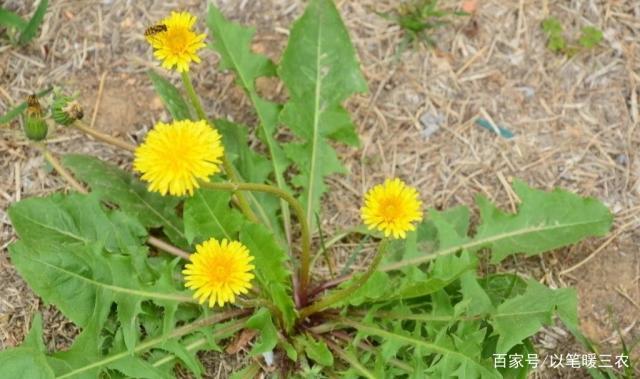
[26,94,43,117]
[144,24,168,41]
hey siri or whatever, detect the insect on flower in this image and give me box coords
[144,23,168,42]
[144,11,207,72]
[64,101,84,121]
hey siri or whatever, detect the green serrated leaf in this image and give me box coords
[48,292,113,379]
[183,189,244,244]
[62,154,187,247]
[345,320,499,378]
[0,314,55,379]
[240,223,296,329]
[9,240,189,341]
[246,308,278,355]
[382,181,613,271]
[300,335,334,366]
[156,339,203,378]
[48,307,244,378]
[8,192,188,353]
[339,352,377,379]
[491,279,577,353]
[481,273,527,306]
[147,70,192,121]
[459,273,494,316]
[18,0,48,46]
[279,0,367,230]
[476,180,612,263]
[215,119,286,243]
[8,193,146,253]
[108,330,173,379]
[206,5,292,241]
[0,7,27,30]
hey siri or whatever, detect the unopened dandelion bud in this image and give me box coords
[23,94,48,141]
[52,92,83,126]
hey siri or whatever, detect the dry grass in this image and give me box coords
[1,0,639,377]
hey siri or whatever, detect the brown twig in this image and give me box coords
[89,71,108,129]
[560,219,639,275]
[36,143,88,193]
[72,119,136,152]
[147,236,190,260]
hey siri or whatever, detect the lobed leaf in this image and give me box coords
[62,154,188,247]
[246,308,278,355]
[0,314,54,379]
[279,0,367,230]
[300,335,334,366]
[9,239,189,349]
[206,5,292,241]
[475,180,612,263]
[147,70,193,121]
[240,223,296,329]
[382,180,612,271]
[9,192,146,253]
[8,192,189,353]
[345,320,500,378]
[183,189,244,244]
[491,279,577,353]
[215,119,287,244]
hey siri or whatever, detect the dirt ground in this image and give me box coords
[0,0,638,378]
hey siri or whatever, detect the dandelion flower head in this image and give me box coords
[361,178,423,239]
[183,238,255,307]
[145,11,206,72]
[133,119,224,196]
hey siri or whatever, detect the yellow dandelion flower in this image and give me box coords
[133,119,224,196]
[183,238,255,307]
[145,11,207,72]
[361,178,424,239]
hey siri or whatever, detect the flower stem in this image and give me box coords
[180,71,258,224]
[298,239,388,319]
[199,181,312,304]
[72,120,136,152]
[36,143,191,261]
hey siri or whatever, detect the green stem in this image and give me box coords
[199,181,312,303]
[57,310,249,378]
[180,71,258,224]
[298,240,388,319]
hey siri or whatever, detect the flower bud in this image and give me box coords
[52,91,83,126]
[23,94,48,141]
